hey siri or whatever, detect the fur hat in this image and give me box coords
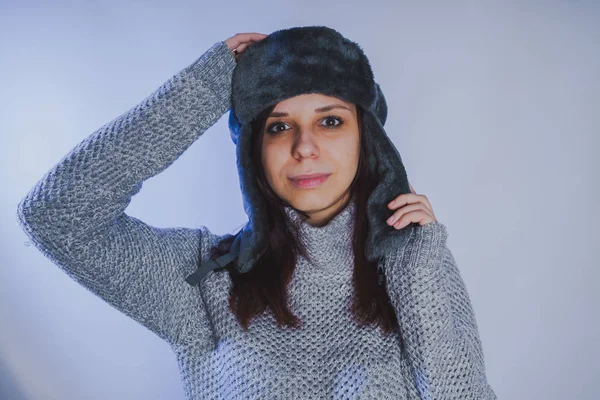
[186,25,415,286]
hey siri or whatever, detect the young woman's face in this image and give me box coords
[261,93,360,227]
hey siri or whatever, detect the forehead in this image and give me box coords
[272,93,355,113]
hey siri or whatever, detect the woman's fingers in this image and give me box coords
[224,32,268,62]
[388,192,434,215]
[225,32,268,52]
[233,41,251,53]
[387,203,435,229]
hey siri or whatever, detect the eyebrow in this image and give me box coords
[268,104,353,118]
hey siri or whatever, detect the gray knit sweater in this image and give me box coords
[16,40,497,400]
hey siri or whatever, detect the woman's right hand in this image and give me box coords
[225,32,268,62]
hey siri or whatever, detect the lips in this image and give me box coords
[289,173,330,189]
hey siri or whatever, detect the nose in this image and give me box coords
[292,127,319,159]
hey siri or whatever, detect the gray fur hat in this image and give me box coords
[186,25,414,286]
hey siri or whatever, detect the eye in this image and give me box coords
[265,115,345,135]
[320,115,344,129]
[266,122,290,135]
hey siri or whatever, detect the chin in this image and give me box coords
[285,191,342,213]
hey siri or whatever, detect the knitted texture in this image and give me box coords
[16,40,496,399]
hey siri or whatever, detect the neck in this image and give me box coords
[299,191,354,227]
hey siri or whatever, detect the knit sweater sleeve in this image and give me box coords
[383,221,497,399]
[16,40,236,346]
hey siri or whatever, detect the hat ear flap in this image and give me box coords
[228,109,242,145]
[361,110,414,263]
[234,123,267,272]
[372,82,388,126]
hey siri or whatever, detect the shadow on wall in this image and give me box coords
[0,355,29,400]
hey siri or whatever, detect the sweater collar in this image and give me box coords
[283,199,356,264]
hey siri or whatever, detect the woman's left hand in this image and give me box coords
[386,182,438,229]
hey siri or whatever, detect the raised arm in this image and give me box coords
[384,222,497,399]
[16,40,236,346]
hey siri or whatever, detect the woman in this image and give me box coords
[17,26,496,399]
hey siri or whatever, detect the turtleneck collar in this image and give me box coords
[283,199,356,266]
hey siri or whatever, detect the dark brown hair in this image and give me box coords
[210,102,400,337]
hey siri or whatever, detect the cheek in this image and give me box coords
[261,145,286,187]
[337,137,361,173]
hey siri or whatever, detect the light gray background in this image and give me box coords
[1,1,598,399]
